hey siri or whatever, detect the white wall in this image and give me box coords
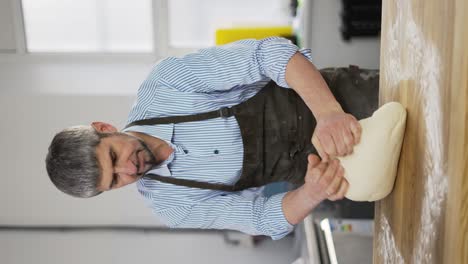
[301,0,380,69]
[0,0,16,52]
[0,231,296,264]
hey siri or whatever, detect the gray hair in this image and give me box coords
[46,125,107,198]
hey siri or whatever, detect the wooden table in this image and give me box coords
[373,0,468,263]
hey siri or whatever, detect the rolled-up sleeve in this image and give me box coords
[154,37,312,93]
[153,191,295,240]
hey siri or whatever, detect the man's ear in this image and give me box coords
[91,122,118,133]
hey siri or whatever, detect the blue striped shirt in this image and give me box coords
[123,37,312,240]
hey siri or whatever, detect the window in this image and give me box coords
[21,0,153,53]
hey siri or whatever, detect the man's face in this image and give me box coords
[95,133,156,192]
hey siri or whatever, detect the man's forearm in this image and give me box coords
[282,186,322,225]
[285,52,343,119]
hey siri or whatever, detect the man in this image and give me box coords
[46,37,377,240]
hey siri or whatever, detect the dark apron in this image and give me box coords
[125,66,379,192]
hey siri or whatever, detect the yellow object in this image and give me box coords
[215,26,293,45]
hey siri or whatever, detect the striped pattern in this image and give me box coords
[123,37,312,240]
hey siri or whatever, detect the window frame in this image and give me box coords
[7,0,199,62]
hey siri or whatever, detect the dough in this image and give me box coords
[337,102,407,202]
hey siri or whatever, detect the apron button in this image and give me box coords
[214,150,219,154]
[298,116,302,120]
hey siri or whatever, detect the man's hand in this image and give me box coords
[281,154,349,225]
[303,154,348,202]
[284,53,361,161]
[312,111,361,162]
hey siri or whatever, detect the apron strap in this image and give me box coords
[124,107,235,129]
[144,173,237,192]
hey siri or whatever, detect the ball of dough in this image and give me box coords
[338,102,407,202]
